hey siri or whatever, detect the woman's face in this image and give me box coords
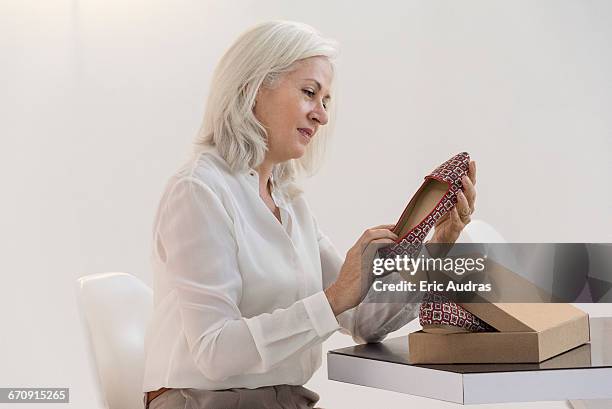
[254,56,332,163]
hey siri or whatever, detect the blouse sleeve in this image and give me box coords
[158,178,340,382]
[315,219,420,343]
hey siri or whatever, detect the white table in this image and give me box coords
[328,317,612,405]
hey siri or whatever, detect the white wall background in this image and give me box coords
[1,0,611,408]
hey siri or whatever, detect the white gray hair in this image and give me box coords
[193,21,339,195]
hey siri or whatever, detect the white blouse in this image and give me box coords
[142,147,419,392]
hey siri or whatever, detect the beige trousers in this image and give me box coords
[146,385,321,409]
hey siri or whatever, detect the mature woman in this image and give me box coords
[142,21,477,409]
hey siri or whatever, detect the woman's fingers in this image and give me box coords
[468,160,477,186]
[365,237,396,251]
[359,226,397,241]
[357,228,398,254]
[461,176,476,211]
[369,224,396,231]
[370,238,397,245]
[454,196,472,225]
[363,238,397,267]
[434,211,450,226]
[367,228,398,241]
[448,207,460,226]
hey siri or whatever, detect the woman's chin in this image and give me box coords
[272,144,307,163]
[287,146,307,161]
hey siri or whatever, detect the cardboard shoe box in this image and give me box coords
[408,303,590,364]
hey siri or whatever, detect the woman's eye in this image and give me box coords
[303,88,327,110]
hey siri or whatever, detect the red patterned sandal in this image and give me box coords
[419,292,495,334]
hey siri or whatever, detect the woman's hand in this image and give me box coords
[325,225,397,316]
[430,161,477,244]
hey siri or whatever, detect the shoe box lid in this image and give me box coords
[459,302,588,333]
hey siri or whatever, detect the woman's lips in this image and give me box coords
[298,128,312,142]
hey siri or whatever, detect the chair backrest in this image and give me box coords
[76,272,152,409]
[458,219,521,279]
[461,219,507,244]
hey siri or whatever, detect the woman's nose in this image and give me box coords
[309,102,328,126]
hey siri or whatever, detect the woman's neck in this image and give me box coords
[256,160,275,196]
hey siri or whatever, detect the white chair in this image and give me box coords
[461,218,507,243]
[76,272,152,409]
